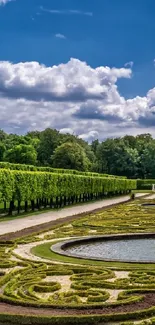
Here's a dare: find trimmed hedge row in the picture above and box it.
[33,282,61,293]
[0,169,136,201]
[137,179,155,190]
[1,307,155,325]
[0,169,136,214]
[0,162,127,179]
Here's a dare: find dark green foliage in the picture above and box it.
[0,142,5,161]
[5,144,37,165]
[52,142,91,171]
[93,133,155,179]
[1,128,155,178]
[37,128,61,165]
[0,129,7,141]
[137,179,155,190]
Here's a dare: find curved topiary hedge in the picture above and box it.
[2,198,155,324]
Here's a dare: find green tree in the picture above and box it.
[95,139,118,174]
[52,142,91,171]
[0,129,7,141]
[37,128,61,165]
[123,147,140,178]
[0,142,5,161]
[26,130,41,139]
[60,132,95,166]
[123,135,137,148]
[91,139,99,154]
[5,144,37,165]
[95,138,139,177]
[4,134,31,150]
[139,141,155,178]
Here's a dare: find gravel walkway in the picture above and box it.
[0,193,147,236]
[144,193,155,199]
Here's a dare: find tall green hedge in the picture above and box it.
[137,179,155,190]
[0,162,127,179]
[0,169,136,204]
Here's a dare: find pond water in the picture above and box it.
[142,203,155,206]
[65,238,155,262]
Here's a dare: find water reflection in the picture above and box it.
[65,238,155,262]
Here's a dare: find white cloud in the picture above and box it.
[79,131,99,141]
[0,0,13,5]
[0,59,131,102]
[40,6,93,17]
[0,58,155,140]
[55,33,66,39]
[124,61,134,68]
[59,128,74,134]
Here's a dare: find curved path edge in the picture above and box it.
[0,193,148,240]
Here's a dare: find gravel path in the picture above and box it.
[0,193,147,236]
[144,193,155,199]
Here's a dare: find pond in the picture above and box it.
[63,237,155,263]
[142,203,155,206]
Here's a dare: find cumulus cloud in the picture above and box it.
[0,58,155,140]
[73,101,125,122]
[55,33,66,39]
[0,59,131,102]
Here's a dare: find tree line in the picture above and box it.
[0,128,154,179]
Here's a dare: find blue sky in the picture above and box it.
[0,0,155,140]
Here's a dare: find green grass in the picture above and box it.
[31,241,155,271]
[132,190,155,193]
